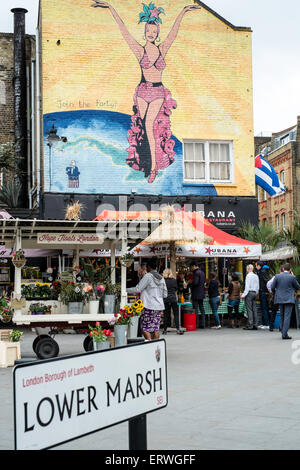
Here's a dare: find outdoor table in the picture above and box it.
[178,299,246,327]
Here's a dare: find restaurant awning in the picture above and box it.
[131,211,262,258]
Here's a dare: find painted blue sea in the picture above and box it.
[43,110,217,196]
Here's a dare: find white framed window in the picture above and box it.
[280,170,285,185]
[280,134,290,146]
[183,140,234,184]
[275,215,280,231]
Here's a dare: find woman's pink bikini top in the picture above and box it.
[140,47,166,71]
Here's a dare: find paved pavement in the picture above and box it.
[1,325,300,450]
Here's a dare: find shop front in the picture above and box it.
[0,217,157,357]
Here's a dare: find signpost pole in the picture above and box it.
[128,414,147,450]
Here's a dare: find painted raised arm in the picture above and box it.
[160,4,201,57]
[91,1,144,60]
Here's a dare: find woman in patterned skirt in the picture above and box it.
[127,258,168,340]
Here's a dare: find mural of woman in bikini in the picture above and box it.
[91,1,201,183]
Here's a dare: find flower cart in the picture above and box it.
[0,216,156,359]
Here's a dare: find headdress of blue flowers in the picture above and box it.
[138,3,165,24]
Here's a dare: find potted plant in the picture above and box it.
[85,283,106,314]
[88,322,111,351]
[119,253,134,268]
[109,307,133,347]
[29,302,52,315]
[0,329,22,367]
[11,248,26,268]
[50,280,62,300]
[10,330,23,342]
[104,282,121,314]
[60,281,87,314]
[125,300,144,338]
[0,296,13,323]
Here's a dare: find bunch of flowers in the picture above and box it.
[21,282,52,299]
[109,302,144,327]
[88,322,111,343]
[34,282,52,298]
[95,283,105,298]
[0,296,13,320]
[51,280,61,298]
[29,303,52,315]
[83,284,94,297]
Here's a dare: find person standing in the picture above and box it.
[256,261,270,327]
[127,258,168,341]
[66,160,80,188]
[227,274,242,328]
[189,262,206,329]
[271,263,300,340]
[162,268,183,335]
[266,266,284,331]
[241,264,259,330]
[208,272,221,329]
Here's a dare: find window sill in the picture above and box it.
[183,182,236,187]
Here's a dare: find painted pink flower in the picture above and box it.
[164,139,175,156]
[149,7,160,19]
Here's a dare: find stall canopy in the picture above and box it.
[260,245,297,261]
[130,211,262,258]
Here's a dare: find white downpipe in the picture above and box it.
[26,65,31,208]
[31,59,36,189]
[13,229,23,320]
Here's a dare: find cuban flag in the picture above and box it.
[255,154,286,196]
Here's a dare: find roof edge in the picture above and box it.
[195,1,252,32]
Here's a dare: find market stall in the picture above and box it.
[0,216,158,358]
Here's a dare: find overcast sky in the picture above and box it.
[1,0,300,136]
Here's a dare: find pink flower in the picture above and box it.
[150,7,160,18]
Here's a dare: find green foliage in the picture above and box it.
[238,221,284,253]
[60,281,87,305]
[0,142,16,173]
[0,180,21,208]
[29,303,52,314]
[281,211,300,254]
[10,330,23,342]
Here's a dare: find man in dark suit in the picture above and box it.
[271,263,300,339]
[189,263,206,329]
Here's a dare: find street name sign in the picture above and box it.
[13,340,167,450]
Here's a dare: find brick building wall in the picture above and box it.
[0,33,36,140]
[39,0,256,199]
[0,34,15,145]
[255,116,300,230]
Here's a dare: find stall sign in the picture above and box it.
[37,233,104,245]
[13,340,167,450]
